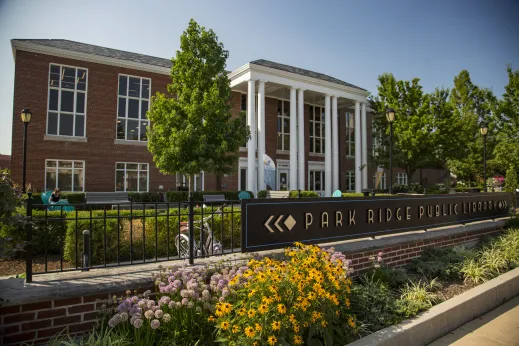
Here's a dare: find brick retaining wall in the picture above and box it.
[0,222,504,346]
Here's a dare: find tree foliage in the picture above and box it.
[147,19,250,187]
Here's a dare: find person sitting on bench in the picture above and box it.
[49,188,61,204]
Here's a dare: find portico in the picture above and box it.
[229,60,371,197]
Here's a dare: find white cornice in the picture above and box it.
[11,41,171,75]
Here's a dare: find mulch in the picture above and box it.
[0,255,75,277]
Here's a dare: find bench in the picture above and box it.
[203,194,227,205]
[85,192,131,205]
[266,190,290,198]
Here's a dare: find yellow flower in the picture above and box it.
[267,335,277,345]
[293,324,300,333]
[255,323,262,332]
[207,315,215,322]
[215,307,224,317]
[348,317,356,328]
[307,291,317,300]
[303,322,309,328]
[220,321,230,330]
[248,289,257,298]
[258,304,269,314]
[321,320,328,328]
[345,298,350,307]
[232,325,240,334]
[248,309,256,318]
[289,314,296,324]
[294,335,304,345]
[244,326,256,338]
[239,307,247,316]
[271,320,281,331]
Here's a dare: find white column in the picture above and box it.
[257,81,266,191]
[354,102,361,193]
[247,80,257,194]
[289,87,297,191]
[331,96,339,192]
[325,95,332,197]
[361,103,368,191]
[297,89,305,190]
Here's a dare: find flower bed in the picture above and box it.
[45,224,519,346]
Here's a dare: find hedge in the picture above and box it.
[61,207,241,264]
[257,190,318,198]
[166,191,254,202]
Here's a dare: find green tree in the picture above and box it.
[370,74,440,186]
[492,65,519,171]
[446,70,498,182]
[146,19,249,191]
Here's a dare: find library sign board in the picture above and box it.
[241,193,512,252]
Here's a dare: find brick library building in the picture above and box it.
[10,39,447,197]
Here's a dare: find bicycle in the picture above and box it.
[175,208,224,258]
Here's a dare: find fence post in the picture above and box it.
[188,193,195,265]
[298,189,301,198]
[25,193,33,283]
[82,230,90,271]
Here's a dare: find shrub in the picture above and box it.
[257,190,267,198]
[128,192,161,203]
[408,247,469,280]
[460,258,490,284]
[392,184,408,193]
[166,190,254,202]
[364,266,410,290]
[341,192,364,197]
[214,243,357,345]
[288,190,319,198]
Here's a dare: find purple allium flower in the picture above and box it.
[133,318,143,329]
[120,312,128,322]
[155,310,164,319]
[150,319,160,329]
[131,296,139,304]
[181,298,189,306]
[144,310,154,320]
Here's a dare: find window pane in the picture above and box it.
[116,163,125,170]
[127,120,139,140]
[59,161,73,168]
[126,171,138,191]
[141,101,149,119]
[73,168,84,191]
[277,134,282,150]
[322,139,325,154]
[284,134,290,151]
[315,123,320,139]
[116,171,125,191]
[77,69,87,91]
[128,99,139,119]
[309,106,314,121]
[283,117,289,132]
[140,122,147,141]
[50,65,60,87]
[277,117,281,133]
[59,114,74,136]
[60,90,74,112]
[49,89,59,111]
[118,97,126,118]
[141,79,150,99]
[117,119,126,140]
[315,138,321,153]
[309,124,313,136]
[58,169,72,191]
[310,140,314,153]
[240,168,246,190]
[46,161,57,168]
[76,92,85,113]
[195,174,202,192]
[74,162,83,168]
[118,76,127,96]
[139,172,148,192]
[284,101,290,116]
[46,169,57,190]
[241,95,246,111]
[351,142,355,156]
[140,164,148,170]
[128,77,140,97]
[126,163,138,170]
[310,171,314,190]
[75,115,85,137]
[47,112,58,135]
[62,67,76,89]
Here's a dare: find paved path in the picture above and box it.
[429,295,519,346]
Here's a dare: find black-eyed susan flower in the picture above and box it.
[271,320,281,331]
[267,335,277,345]
[244,326,255,338]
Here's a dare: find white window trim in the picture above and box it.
[308,161,325,195]
[396,173,408,186]
[309,105,325,154]
[277,99,291,151]
[346,171,355,192]
[46,63,88,138]
[180,172,205,191]
[345,112,354,157]
[116,74,152,142]
[45,159,85,192]
[115,162,149,192]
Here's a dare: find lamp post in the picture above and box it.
[386,108,395,194]
[20,109,32,193]
[480,123,488,192]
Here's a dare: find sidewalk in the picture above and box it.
[429,295,519,346]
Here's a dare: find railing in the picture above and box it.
[25,194,242,283]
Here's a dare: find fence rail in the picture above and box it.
[25,194,242,283]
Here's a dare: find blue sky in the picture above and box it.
[0,0,518,155]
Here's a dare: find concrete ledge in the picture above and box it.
[346,266,519,346]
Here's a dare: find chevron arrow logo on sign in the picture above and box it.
[264,214,296,232]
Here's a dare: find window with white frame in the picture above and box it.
[277,100,290,151]
[115,163,149,192]
[346,171,355,192]
[45,160,85,192]
[373,172,387,190]
[181,173,204,191]
[396,173,408,186]
[239,168,247,191]
[47,64,87,137]
[117,75,151,141]
[309,105,325,154]
[309,170,325,194]
[345,113,355,157]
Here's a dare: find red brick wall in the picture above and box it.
[11,50,175,193]
[0,225,501,345]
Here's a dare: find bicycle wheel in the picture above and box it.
[175,234,190,258]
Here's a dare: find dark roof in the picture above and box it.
[250,59,366,91]
[12,39,173,68]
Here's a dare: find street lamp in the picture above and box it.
[386,108,395,194]
[20,109,32,193]
[480,123,488,192]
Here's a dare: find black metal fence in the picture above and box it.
[25,194,242,283]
